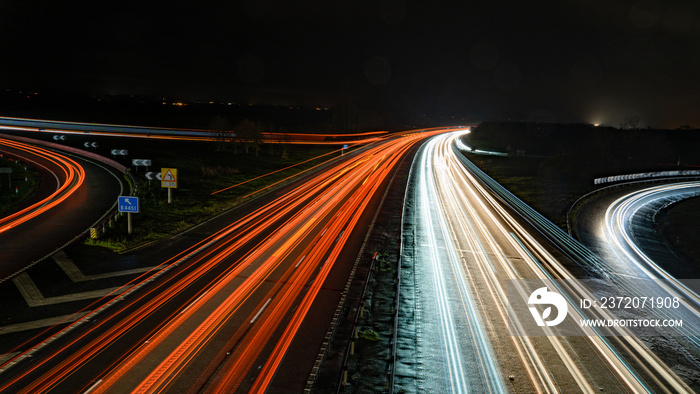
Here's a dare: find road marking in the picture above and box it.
[251,298,272,324]
[0,311,89,335]
[0,352,19,364]
[271,218,316,258]
[12,272,125,307]
[83,379,103,394]
[53,251,164,282]
[180,291,209,315]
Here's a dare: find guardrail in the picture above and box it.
[593,170,700,185]
[387,143,422,393]
[567,175,700,238]
[0,133,133,284]
[0,132,128,173]
[594,170,700,185]
[0,132,135,238]
[453,143,612,279]
[89,209,125,240]
[317,140,421,393]
[0,116,213,139]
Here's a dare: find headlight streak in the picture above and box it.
[413,135,505,392]
[422,139,470,392]
[451,143,611,280]
[602,183,700,340]
[452,134,693,392]
[604,183,700,287]
[427,134,597,392]
[7,127,693,393]
[450,136,692,392]
[404,131,692,392]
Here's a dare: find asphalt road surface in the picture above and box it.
[396,131,694,392]
[0,136,123,279]
[0,129,445,393]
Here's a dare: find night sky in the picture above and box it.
[1,1,698,128]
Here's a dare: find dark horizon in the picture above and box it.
[1,1,698,129]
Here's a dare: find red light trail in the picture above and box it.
[0,138,85,234]
[0,128,450,393]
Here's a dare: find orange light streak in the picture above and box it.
[0,138,85,234]
[0,128,457,394]
[248,131,426,392]
[210,148,341,195]
[98,136,417,392]
[0,116,394,144]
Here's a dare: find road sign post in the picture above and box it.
[145,172,161,181]
[111,149,129,157]
[145,171,161,186]
[161,168,178,203]
[132,159,152,173]
[118,196,139,234]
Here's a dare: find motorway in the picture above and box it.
[4,124,700,392]
[574,180,700,280]
[0,136,123,278]
[397,131,694,392]
[573,180,700,385]
[0,129,445,393]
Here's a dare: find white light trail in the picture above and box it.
[413,135,503,393]
[402,130,692,392]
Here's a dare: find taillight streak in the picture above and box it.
[0,138,85,234]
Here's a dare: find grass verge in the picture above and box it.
[465,153,594,229]
[85,140,338,252]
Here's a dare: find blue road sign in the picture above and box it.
[118,196,139,213]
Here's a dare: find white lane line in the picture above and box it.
[251,298,272,324]
[180,291,209,315]
[83,379,103,394]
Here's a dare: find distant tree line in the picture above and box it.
[0,89,404,133]
[471,121,700,181]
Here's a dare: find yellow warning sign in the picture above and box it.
[161,168,178,188]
